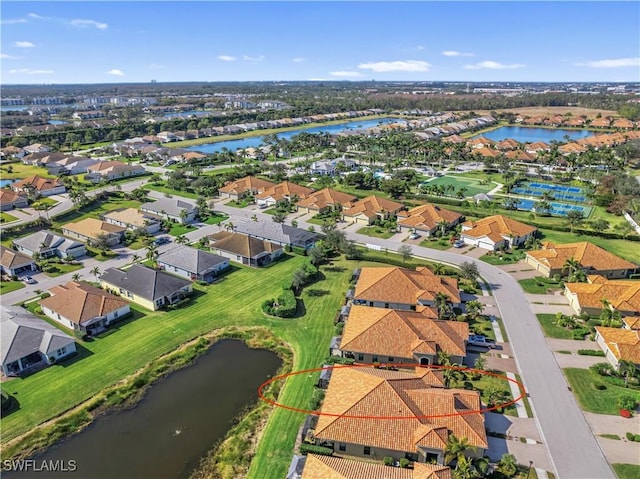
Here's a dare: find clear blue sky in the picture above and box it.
[1,1,639,84]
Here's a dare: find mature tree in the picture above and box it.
[614,222,634,240]
[90,233,111,252]
[465,300,485,320]
[146,241,159,266]
[90,266,100,280]
[460,261,480,281]
[590,219,610,233]
[175,235,189,245]
[291,269,308,295]
[565,209,585,233]
[322,224,348,253]
[496,453,518,478]
[308,246,326,266]
[71,273,82,282]
[618,360,639,388]
[272,212,287,224]
[432,263,446,275]
[445,434,476,468]
[379,178,407,199]
[398,244,413,263]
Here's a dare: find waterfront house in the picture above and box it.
[157,245,229,283]
[11,175,66,197]
[299,455,451,479]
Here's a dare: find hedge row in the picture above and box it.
[299,444,333,456]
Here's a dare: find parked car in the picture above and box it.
[20,276,36,284]
[409,232,421,240]
[154,236,171,245]
[453,240,465,248]
[468,334,495,348]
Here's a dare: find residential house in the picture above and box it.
[47,155,99,176]
[0,189,28,211]
[341,195,404,225]
[13,230,86,259]
[397,204,463,236]
[40,281,131,335]
[1,146,25,159]
[564,275,640,316]
[11,175,66,197]
[300,455,451,479]
[85,161,146,182]
[0,245,36,277]
[61,218,125,246]
[209,231,284,267]
[218,176,276,201]
[353,267,461,310]
[255,181,314,208]
[233,219,322,251]
[505,150,536,162]
[466,137,495,149]
[140,197,197,224]
[525,241,637,279]
[157,131,177,142]
[460,215,537,251]
[309,158,357,176]
[295,188,357,215]
[157,245,229,283]
[495,138,520,150]
[100,264,193,311]
[103,207,161,234]
[594,326,640,368]
[1,306,76,377]
[314,367,487,464]
[590,117,611,128]
[340,305,467,366]
[23,143,51,154]
[525,142,551,154]
[612,118,634,129]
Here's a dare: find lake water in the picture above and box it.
[187,118,402,154]
[0,106,30,112]
[473,126,594,143]
[6,340,281,479]
[0,179,19,187]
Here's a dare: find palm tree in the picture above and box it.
[569,268,587,283]
[618,360,638,388]
[175,235,189,245]
[434,292,453,320]
[432,263,446,275]
[146,242,159,266]
[71,273,82,282]
[497,453,518,477]
[132,254,140,263]
[445,434,477,467]
[465,300,485,320]
[563,257,581,279]
[224,221,235,232]
[90,266,100,280]
[442,364,464,388]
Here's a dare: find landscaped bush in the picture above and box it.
[309,389,325,411]
[40,292,51,299]
[383,457,393,466]
[590,362,615,376]
[572,328,590,340]
[399,458,410,468]
[299,444,334,456]
[626,432,640,442]
[261,288,297,318]
[618,394,639,412]
[324,356,354,365]
[578,349,606,357]
[595,383,607,390]
[292,246,307,256]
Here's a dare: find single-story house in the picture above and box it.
[13,230,86,259]
[314,367,487,465]
[255,181,314,208]
[209,231,284,267]
[299,455,451,479]
[40,281,131,335]
[0,245,37,277]
[61,218,125,246]
[157,245,229,283]
[295,188,357,215]
[85,161,146,182]
[525,241,637,279]
[460,215,537,251]
[1,306,76,377]
[594,326,640,368]
[353,266,461,310]
[0,189,29,211]
[397,204,463,236]
[233,219,322,251]
[47,156,99,176]
[340,305,467,366]
[341,195,404,225]
[140,197,197,224]
[308,158,357,176]
[102,207,161,234]
[564,275,640,316]
[218,176,276,201]
[100,264,193,311]
[23,143,51,154]
[11,175,66,197]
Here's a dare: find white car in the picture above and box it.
[409,232,420,240]
[468,334,495,348]
[21,276,36,284]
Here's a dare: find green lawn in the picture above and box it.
[563,368,640,415]
[357,225,396,239]
[613,464,640,479]
[419,238,452,250]
[423,175,495,197]
[480,251,527,265]
[538,228,639,264]
[42,262,83,277]
[0,163,55,179]
[142,184,199,199]
[450,370,517,416]
[518,276,563,294]
[31,197,58,208]
[0,212,20,223]
[306,215,337,226]
[168,223,197,236]
[536,314,574,339]
[0,281,25,294]
[204,214,228,225]
[52,197,143,226]
[225,198,253,208]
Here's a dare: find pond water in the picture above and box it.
[187,117,403,154]
[472,126,594,143]
[6,340,281,479]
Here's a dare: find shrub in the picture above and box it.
[590,362,615,376]
[383,457,393,466]
[595,384,607,390]
[324,356,354,365]
[309,389,325,410]
[572,328,589,340]
[40,292,51,299]
[261,289,297,318]
[578,349,605,356]
[299,444,333,456]
[292,246,307,256]
[618,394,639,412]
[399,458,410,468]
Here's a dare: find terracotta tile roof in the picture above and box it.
[595,326,640,364]
[495,138,520,150]
[590,118,611,127]
[505,150,536,162]
[0,189,27,206]
[612,118,634,128]
[473,146,500,158]
[296,188,357,211]
[12,175,63,192]
[343,195,404,219]
[40,281,128,325]
[209,231,282,258]
[526,141,550,151]
[0,245,34,270]
[461,215,536,243]
[255,181,314,201]
[623,316,640,331]
[218,175,275,195]
[341,305,468,359]
[301,455,451,479]
[315,368,487,453]
[354,267,461,305]
[398,204,462,231]
[559,143,587,154]
[566,277,640,313]
[62,218,125,240]
[87,161,143,174]
[527,241,637,273]
[467,137,494,147]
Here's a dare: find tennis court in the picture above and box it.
[512,182,586,203]
[516,199,592,217]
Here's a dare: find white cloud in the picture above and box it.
[358,60,431,73]
[9,68,54,75]
[464,61,525,70]
[442,50,474,57]
[292,57,306,63]
[27,13,49,20]
[107,69,125,76]
[70,19,108,30]
[1,53,20,59]
[330,71,364,78]
[15,41,35,48]
[242,55,265,62]
[575,57,640,68]
[217,55,236,61]
[1,18,28,25]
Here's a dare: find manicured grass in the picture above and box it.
[53,197,143,225]
[168,223,197,236]
[0,281,25,294]
[225,198,253,208]
[423,175,495,196]
[142,183,199,199]
[613,464,640,479]
[419,238,453,250]
[204,214,228,225]
[451,370,516,416]
[480,250,526,265]
[518,276,563,294]
[538,228,639,264]
[42,262,83,277]
[536,314,575,339]
[0,163,54,179]
[306,215,337,226]
[357,225,396,239]
[563,368,640,415]
[0,212,20,223]
[31,197,58,208]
